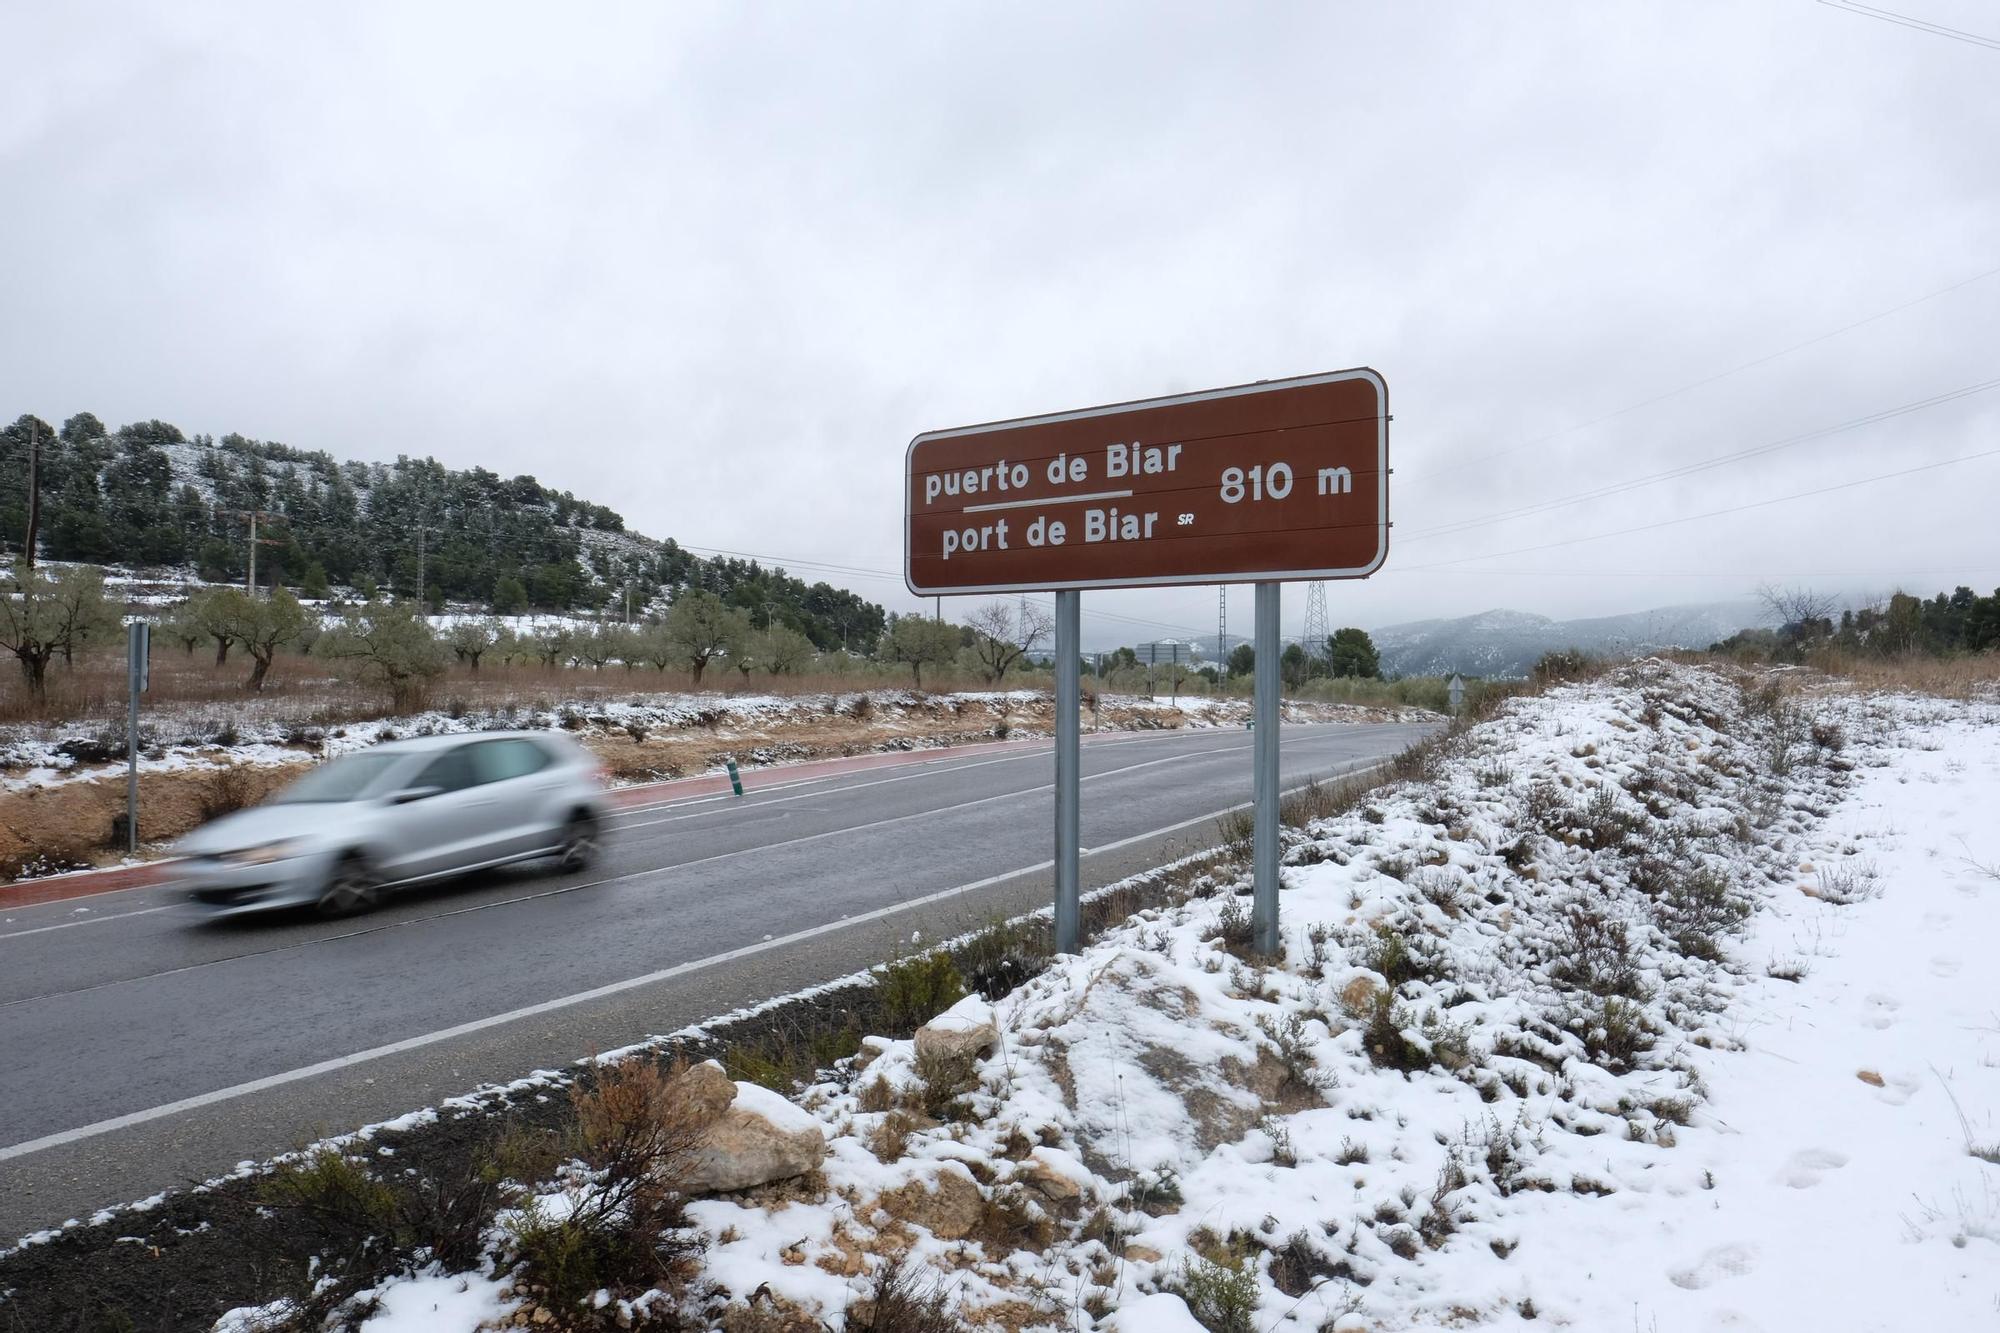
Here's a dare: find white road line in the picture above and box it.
[608,747,1052,823]
[604,727,1206,821]
[0,756,1391,1163]
[616,742,1234,844]
[0,905,174,942]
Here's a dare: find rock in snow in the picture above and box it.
[681,1079,827,1195]
[912,995,1000,1063]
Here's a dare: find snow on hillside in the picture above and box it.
[1371,599,1770,679]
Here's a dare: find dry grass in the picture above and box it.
[1800,649,2000,700]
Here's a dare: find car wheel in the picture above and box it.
[556,813,599,873]
[317,857,380,918]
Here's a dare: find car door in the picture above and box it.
[464,738,561,858]
[376,745,492,882]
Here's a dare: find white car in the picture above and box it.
[171,732,609,919]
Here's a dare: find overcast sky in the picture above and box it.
[5,1,1996,646]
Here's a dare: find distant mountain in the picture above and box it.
[2,412,887,651]
[1369,600,1771,679]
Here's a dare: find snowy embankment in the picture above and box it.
[221,661,1996,1331]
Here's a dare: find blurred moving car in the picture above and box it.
[171,732,609,918]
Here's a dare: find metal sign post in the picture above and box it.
[1252,583,1281,955]
[126,621,150,855]
[1053,589,1081,953]
[904,369,1390,958]
[1448,673,1466,715]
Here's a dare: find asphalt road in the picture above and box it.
[0,719,1429,1240]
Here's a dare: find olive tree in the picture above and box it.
[0,565,120,697]
[662,589,748,684]
[317,599,448,712]
[879,615,960,689]
[227,587,311,691]
[446,618,502,672]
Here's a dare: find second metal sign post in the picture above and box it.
[905,369,1390,954]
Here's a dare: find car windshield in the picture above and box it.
[271,753,404,804]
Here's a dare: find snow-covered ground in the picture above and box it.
[0,690,945,795]
[194,660,1998,1329]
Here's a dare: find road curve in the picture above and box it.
[0,719,1429,1239]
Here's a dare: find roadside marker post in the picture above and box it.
[725,759,744,797]
[125,621,150,855]
[1448,674,1466,716]
[905,369,1390,956]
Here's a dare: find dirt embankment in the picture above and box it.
[0,761,307,881]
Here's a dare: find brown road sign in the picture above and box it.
[905,368,1387,595]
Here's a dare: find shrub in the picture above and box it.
[1531,648,1599,685]
[1166,1249,1261,1333]
[1359,920,1446,987]
[1547,905,1651,1001]
[1571,995,1655,1072]
[503,1058,709,1312]
[1362,993,1428,1072]
[910,1048,980,1121]
[199,765,256,820]
[952,916,1053,1001]
[875,951,968,1034]
[1211,895,1256,953]
[868,1110,918,1163]
[847,1256,958,1332]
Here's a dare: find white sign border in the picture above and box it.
[903,367,1389,597]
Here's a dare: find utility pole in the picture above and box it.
[416,527,426,605]
[1216,586,1227,664]
[238,510,286,595]
[22,417,38,574]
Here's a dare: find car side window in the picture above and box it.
[413,748,478,795]
[468,739,553,785]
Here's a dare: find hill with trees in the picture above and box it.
[1,412,884,652]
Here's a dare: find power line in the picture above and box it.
[1816,0,2000,50]
[1403,373,2000,545]
[1404,258,2000,481]
[1396,444,2000,573]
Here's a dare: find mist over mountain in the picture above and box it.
[1369,600,1772,679]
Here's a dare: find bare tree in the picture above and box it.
[966,600,1053,683]
[1757,583,1839,635]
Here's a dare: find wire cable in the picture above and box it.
[1816,0,2000,50]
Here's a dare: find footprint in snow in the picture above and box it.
[1861,993,1901,1029]
[1929,955,1963,977]
[1668,1242,1758,1290]
[1774,1148,1848,1189]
